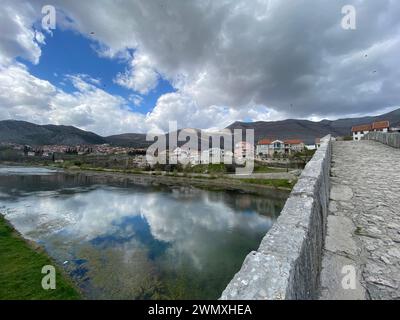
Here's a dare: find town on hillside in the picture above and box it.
[0,136,318,168]
[1,119,396,169]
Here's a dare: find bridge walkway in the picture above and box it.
[320,140,400,300]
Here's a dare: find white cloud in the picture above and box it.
[0,63,55,123]
[128,94,143,107]
[4,186,272,269]
[46,0,400,119]
[0,1,44,66]
[35,31,46,45]
[1,0,400,134]
[114,52,159,94]
[0,63,280,135]
[68,73,102,87]
[144,92,282,133]
[0,64,144,134]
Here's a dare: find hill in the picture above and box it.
[104,133,150,148]
[0,120,106,146]
[226,108,400,144]
[0,108,399,147]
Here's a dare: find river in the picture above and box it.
[0,166,287,299]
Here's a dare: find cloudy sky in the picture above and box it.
[0,0,399,136]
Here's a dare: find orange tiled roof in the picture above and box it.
[284,139,304,145]
[372,120,390,130]
[257,139,273,145]
[352,124,372,132]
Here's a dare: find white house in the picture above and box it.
[352,124,372,141]
[305,145,317,151]
[172,147,190,164]
[256,139,273,156]
[256,138,305,157]
[390,126,400,133]
[271,140,285,155]
[188,150,200,165]
[372,121,390,133]
[284,139,305,154]
[352,121,390,141]
[201,148,224,164]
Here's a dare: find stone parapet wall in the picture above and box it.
[221,135,332,300]
[363,132,400,148]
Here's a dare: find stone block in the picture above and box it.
[220,251,290,300]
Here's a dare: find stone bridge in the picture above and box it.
[221,132,400,300]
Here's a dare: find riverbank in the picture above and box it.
[60,166,295,198]
[0,215,81,300]
[0,161,297,194]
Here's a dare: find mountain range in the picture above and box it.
[228,108,400,144]
[0,108,399,147]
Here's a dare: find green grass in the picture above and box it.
[253,165,287,173]
[184,164,227,174]
[0,215,81,300]
[240,178,295,189]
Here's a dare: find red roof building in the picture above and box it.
[351,120,390,141]
[284,139,304,145]
[257,139,273,145]
[351,124,372,133]
[372,121,390,131]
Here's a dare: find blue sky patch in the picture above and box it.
[17,29,175,114]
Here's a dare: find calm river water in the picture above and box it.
[0,167,286,299]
